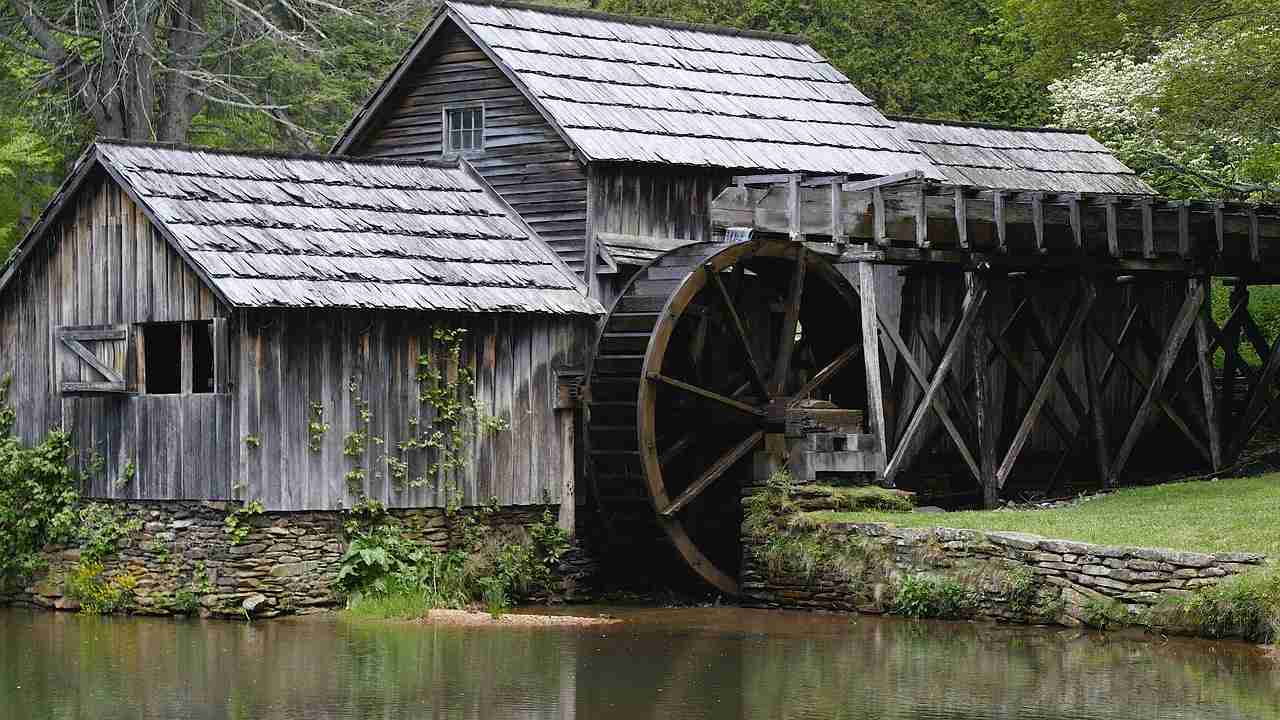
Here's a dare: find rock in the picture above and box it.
[170,519,196,530]
[987,532,1041,550]
[913,506,946,513]
[242,594,268,613]
[269,562,319,578]
[54,597,80,611]
[30,580,62,598]
[1038,540,1092,556]
[1212,551,1265,564]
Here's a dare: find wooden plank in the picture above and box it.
[915,185,928,249]
[660,430,764,516]
[993,191,1007,253]
[994,281,1097,488]
[706,266,769,396]
[1080,293,1113,484]
[494,315,515,506]
[954,188,969,249]
[770,245,806,395]
[1105,200,1119,257]
[969,273,998,507]
[831,183,845,243]
[872,187,887,247]
[1031,193,1045,254]
[1229,327,1280,463]
[1177,203,1191,258]
[648,373,765,417]
[1191,278,1223,470]
[1109,283,1204,484]
[1068,196,1083,249]
[1249,207,1261,262]
[1141,200,1156,259]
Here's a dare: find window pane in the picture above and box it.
[445,107,483,153]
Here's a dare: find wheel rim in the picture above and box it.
[636,239,863,594]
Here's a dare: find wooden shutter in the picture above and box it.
[55,325,130,394]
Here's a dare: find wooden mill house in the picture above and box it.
[5,0,1278,595]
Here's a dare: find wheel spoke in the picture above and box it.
[647,372,765,417]
[661,430,765,516]
[790,342,862,405]
[705,265,769,396]
[770,246,807,395]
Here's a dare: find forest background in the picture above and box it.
[0,0,1275,266]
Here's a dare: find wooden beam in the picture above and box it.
[1031,193,1046,254]
[915,185,929,249]
[1105,200,1119,257]
[770,245,807,395]
[1249,206,1261,262]
[993,191,1007,253]
[858,262,888,479]
[788,174,803,241]
[1228,328,1280,463]
[1140,200,1156,259]
[969,272,998,507]
[1191,278,1223,470]
[705,266,770,397]
[1221,284,1247,442]
[1081,287,1113,484]
[1068,195,1083,250]
[1108,283,1204,484]
[661,430,764,516]
[872,187,888,247]
[995,280,1097,488]
[954,188,969,249]
[791,343,862,404]
[882,278,988,485]
[558,410,575,535]
[1214,201,1225,254]
[1177,202,1191,258]
[830,182,845,243]
[647,373,764,417]
[841,170,925,193]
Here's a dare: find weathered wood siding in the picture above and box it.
[590,165,732,306]
[349,20,590,276]
[235,309,589,511]
[0,173,232,499]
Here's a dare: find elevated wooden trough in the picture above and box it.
[712,173,1280,509]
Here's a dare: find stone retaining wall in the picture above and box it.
[2,501,598,618]
[742,522,1268,626]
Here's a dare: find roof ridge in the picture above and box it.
[445,0,812,45]
[93,137,461,169]
[888,115,1091,136]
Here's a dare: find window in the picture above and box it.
[444,106,484,155]
[139,321,218,395]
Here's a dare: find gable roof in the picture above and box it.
[1,140,601,315]
[336,0,941,178]
[891,117,1154,195]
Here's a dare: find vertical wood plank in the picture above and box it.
[858,262,888,479]
[1191,278,1222,470]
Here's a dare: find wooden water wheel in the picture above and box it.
[586,239,865,594]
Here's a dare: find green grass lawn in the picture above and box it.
[812,474,1280,557]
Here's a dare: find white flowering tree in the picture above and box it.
[1049,25,1279,201]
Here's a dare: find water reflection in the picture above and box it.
[0,607,1275,719]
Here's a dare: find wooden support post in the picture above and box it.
[969,272,998,507]
[1081,279,1112,483]
[1222,283,1247,442]
[858,262,888,480]
[1109,283,1204,485]
[1177,202,1192,259]
[830,182,845,246]
[1031,193,1046,254]
[915,185,929,249]
[995,280,1097,488]
[954,188,969,249]
[872,187,887,247]
[1191,277,1223,470]
[558,409,575,535]
[1140,200,1155,259]
[1104,200,1119,257]
[788,174,803,242]
[1068,195,1083,250]
[1229,329,1280,464]
[993,191,1007,253]
[1248,207,1261,263]
[1214,202,1225,254]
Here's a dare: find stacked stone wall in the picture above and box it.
[3,501,598,618]
[742,522,1268,626]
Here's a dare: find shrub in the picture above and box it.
[1155,569,1280,643]
[1081,597,1130,631]
[76,503,142,562]
[0,376,80,587]
[891,575,976,619]
[65,560,137,614]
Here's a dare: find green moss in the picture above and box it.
[822,485,915,512]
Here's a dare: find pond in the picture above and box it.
[0,606,1276,719]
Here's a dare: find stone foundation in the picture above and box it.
[2,501,598,618]
[742,522,1268,626]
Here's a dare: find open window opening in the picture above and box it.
[139,320,218,395]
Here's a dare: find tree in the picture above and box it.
[1049,23,1280,200]
[0,0,410,146]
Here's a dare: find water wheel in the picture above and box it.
[586,239,865,594]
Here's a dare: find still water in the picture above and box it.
[0,606,1276,719]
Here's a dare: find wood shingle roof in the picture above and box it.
[1,140,600,315]
[891,117,1154,195]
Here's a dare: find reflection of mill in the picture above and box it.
[587,239,882,593]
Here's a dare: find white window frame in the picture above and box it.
[442,104,486,157]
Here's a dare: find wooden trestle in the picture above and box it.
[711,173,1280,507]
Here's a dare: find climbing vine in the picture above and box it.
[223,500,265,545]
[307,402,330,453]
